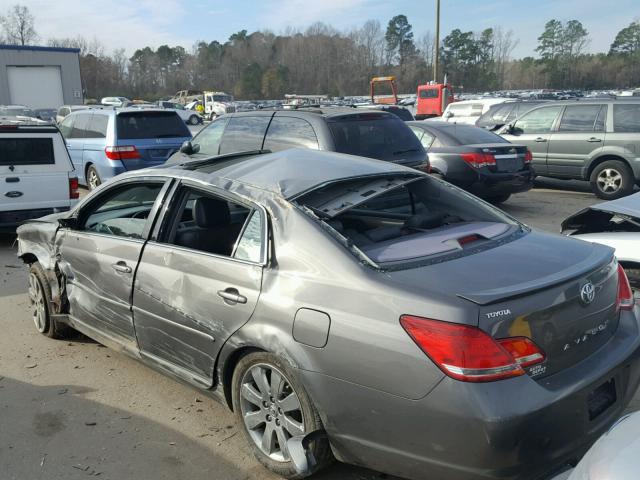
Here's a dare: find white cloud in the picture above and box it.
[9,0,192,54]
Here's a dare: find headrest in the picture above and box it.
[193,197,230,228]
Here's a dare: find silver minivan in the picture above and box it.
[500,99,640,199]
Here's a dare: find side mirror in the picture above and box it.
[444,111,454,119]
[180,140,200,155]
[58,217,78,229]
[499,123,514,135]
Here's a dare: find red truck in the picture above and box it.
[415,82,455,119]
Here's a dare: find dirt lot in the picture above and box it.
[1,180,638,480]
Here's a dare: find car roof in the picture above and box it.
[230,107,395,120]
[70,107,171,116]
[158,148,420,200]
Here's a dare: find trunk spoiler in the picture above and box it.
[457,248,614,305]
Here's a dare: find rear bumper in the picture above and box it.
[301,307,640,480]
[0,207,70,231]
[457,169,534,198]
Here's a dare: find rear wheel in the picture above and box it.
[28,263,71,339]
[188,115,199,125]
[590,160,634,200]
[86,165,101,191]
[232,352,332,478]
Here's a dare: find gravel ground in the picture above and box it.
[0,180,637,480]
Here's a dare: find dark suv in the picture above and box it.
[500,99,640,199]
[167,108,429,170]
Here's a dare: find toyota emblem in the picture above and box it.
[580,282,595,304]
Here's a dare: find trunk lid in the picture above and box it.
[385,230,618,379]
[115,110,191,171]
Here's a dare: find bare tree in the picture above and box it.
[0,4,38,45]
[493,27,518,88]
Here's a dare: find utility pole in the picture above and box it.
[433,0,440,83]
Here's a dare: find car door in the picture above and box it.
[62,113,91,174]
[132,182,266,386]
[58,178,172,350]
[546,104,606,178]
[501,105,563,176]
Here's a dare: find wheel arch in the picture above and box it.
[585,154,632,181]
[219,345,265,411]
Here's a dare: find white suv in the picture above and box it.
[0,122,79,230]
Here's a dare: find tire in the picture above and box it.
[232,352,332,478]
[589,160,634,200]
[188,115,199,125]
[28,263,71,339]
[86,165,101,191]
[486,193,511,204]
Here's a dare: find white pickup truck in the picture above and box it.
[0,122,79,231]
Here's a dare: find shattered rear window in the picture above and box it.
[296,175,521,268]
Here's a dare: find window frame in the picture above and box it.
[513,105,563,134]
[59,115,75,138]
[557,104,606,133]
[612,103,640,133]
[218,115,272,154]
[151,179,269,266]
[263,116,319,151]
[85,112,109,139]
[70,113,92,139]
[192,115,230,156]
[65,176,173,243]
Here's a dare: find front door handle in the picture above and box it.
[587,137,602,142]
[111,261,132,274]
[218,289,247,305]
[534,137,547,143]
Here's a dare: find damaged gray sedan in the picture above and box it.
[17,148,640,480]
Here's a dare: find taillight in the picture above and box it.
[105,145,140,160]
[496,337,545,368]
[460,152,496,169]
[69,177,79,199]
[524,150,533,164]
[400,315,545,382]
[617,264,635,311]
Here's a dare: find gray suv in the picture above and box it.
[500,99,640,199]
[168,108,429,170]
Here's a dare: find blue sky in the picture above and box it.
[7,0,639,58]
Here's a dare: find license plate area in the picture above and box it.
[587,378,616,421]
[148,149,170,158]
[496,157,523,172]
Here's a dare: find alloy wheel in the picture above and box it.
[88,169,100,190]
[596,168,622,193]
[28,273,47,333]
[239,363,305,463]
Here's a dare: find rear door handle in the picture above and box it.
[111,261,132,274]
[587,137,602,142]
[217,289,247,304]
[534,137,547,143]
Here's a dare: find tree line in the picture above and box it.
[1,4,640,100]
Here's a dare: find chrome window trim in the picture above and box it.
[144,239,266,268]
